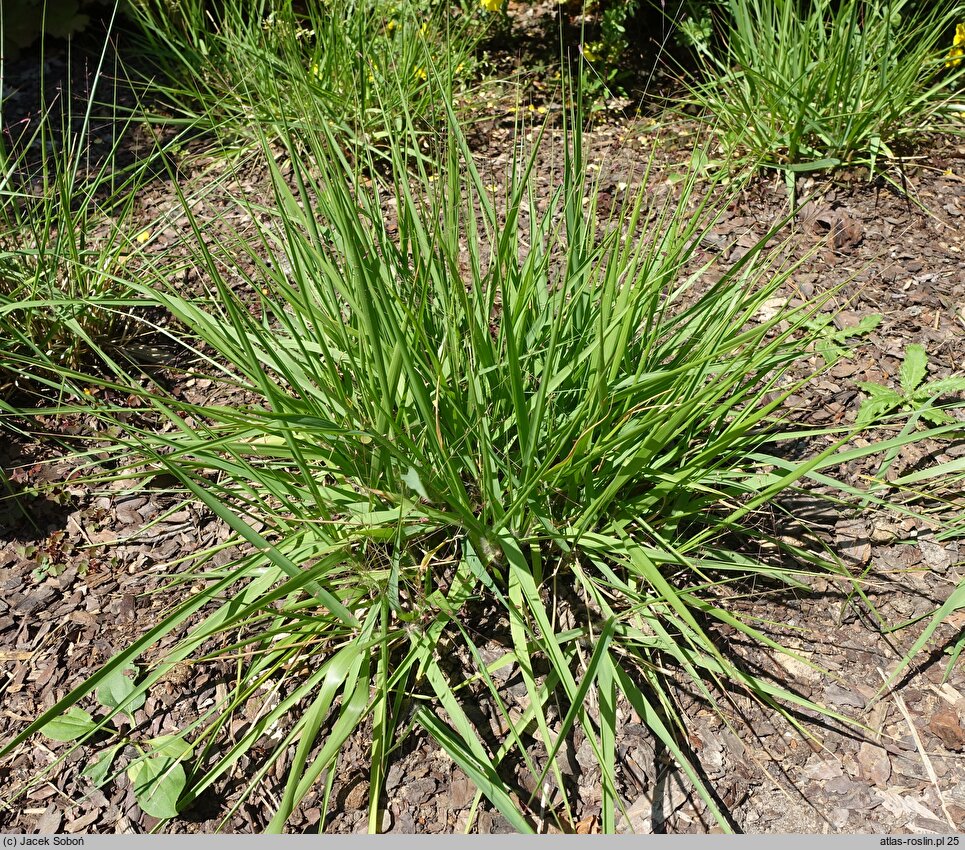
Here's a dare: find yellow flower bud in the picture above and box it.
[947,23,965,67]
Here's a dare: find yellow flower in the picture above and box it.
[310,61,321,79]
[136,231,150,244]
[414,67,428,81]
[481,0,503,13]
[948,23,965,68]
[386,19,397,34]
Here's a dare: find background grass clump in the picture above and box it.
[680,0,965,184]
[0,34,151,400]
[123,0,486,152]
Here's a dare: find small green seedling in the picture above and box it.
[856,344,965,428]
[806,312,881,367]
[39,668,190,819]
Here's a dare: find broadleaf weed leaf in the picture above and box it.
[920,408,956,427]
[900,344,928,395]
[96,668,146,718]
[81,742,125,788]
[855,343,964,431]
[127,756,186,819]
[40,706,97,742]
[920,377,965,398]
[855,382,903,406]
[149,734,195,762]
[808,312,881,366]
[850,314,882,336]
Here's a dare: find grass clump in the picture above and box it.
[123,0,485,152]
[0,33,153,400]
[2,0,964,826]
[5,81,958,832]
[0,161,145,397]
[682,0,965,185]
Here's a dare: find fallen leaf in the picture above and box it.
[575,815,600,834]
[774,650,822,683]
[836,519,872,566]
[929,710,965,751]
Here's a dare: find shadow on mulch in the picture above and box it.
[2,14,198,200]
[0,437,75,544]
[475,0,698,113]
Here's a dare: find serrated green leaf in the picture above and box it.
[96,668,145,717]
[900,344,927,395]
[826,313,880,346]
[41,706,97,742]
[856,397,898,426]
[855,381,902,402]
[855,383,903,427]
[128,756,186,819]
[851,314,882,335]
[919,408,956,427]
[82,742,124,787]
[815,339,844,367]
[805,313,834,332]
[919,377,965,398]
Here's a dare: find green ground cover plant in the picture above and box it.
[682,0,965,187]
[3,77,962,830]
[856,343,965,428]
[39,669,190,819]
[803,310,881,367]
